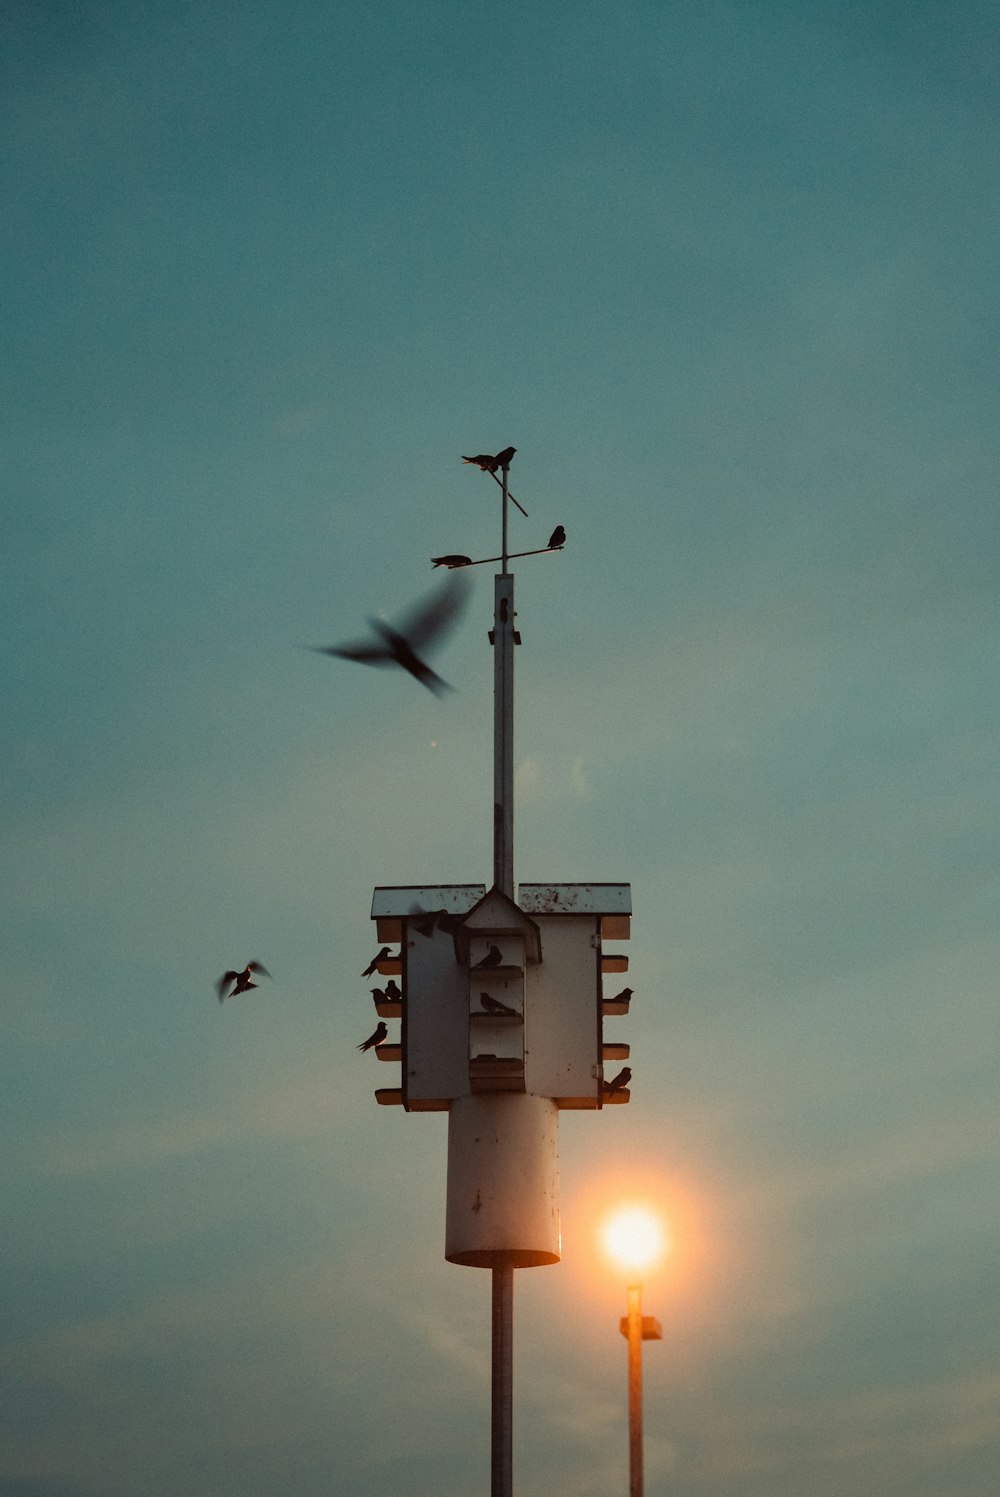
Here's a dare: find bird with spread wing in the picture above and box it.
[314,572,470,696]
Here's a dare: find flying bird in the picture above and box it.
[604,1066,631,1094]
[431,554,472,569]
[384,979,402,1000]
[480,992,517,1017]
[358,1021,388,1053]
[547,525,566,548]
[473,944,503,969]
[607,986,633,1004]
[314,572,471,697]
[362,947,393,977]
[216,962,271,1003]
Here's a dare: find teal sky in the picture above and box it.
[3,2,998,1493]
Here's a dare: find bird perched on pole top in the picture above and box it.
[216,962,271,1002]
[461,447,516,473]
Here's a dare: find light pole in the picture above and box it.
[603,1208,666,1497]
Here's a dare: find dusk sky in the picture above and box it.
[3,2,998,1494]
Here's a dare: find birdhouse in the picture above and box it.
[368,881,631,1110]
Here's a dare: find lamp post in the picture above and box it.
[603,1209,665,1497]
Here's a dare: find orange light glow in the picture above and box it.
[602,1206,668,1274]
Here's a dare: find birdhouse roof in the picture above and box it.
[517,883,631,915]
[457,887,542,962]
[371,885,487,919]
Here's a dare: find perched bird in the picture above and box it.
[473,944,503,969]
[604,1066,632,1094]
[431,554,472,569]
[358,1021,388,1053]
[216,962,271,1003]
[462,449,529,516]
[370,986,387,1003]
[314,572,470,697]
[607,986,633,1004]
[411,907,462,938]
[480,992,517,1017]
[362,947,393,978]
[547,525,566,548]
[384,979,402,1000]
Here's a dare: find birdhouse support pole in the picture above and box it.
[492,571,515,900]
[492,1252,515,1497]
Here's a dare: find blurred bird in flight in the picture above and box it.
[314,572,470,697]
[216,962,271,1002]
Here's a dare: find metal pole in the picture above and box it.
[491,1253,514,1497]
[626,1284,644,1497]
[493,461,515,900]
[492,459,516,1493]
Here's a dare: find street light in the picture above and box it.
[602,1208,666,1497]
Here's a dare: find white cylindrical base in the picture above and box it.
[445,1093,561,1267]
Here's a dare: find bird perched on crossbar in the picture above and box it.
[314,572,470,697]
[547,525,566,548]
[216,962,271,1002]
[358,1021,388,1053]
[604,1067,631,1095]
[431,554,472,569]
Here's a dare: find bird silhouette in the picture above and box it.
[411,907,463,938]
[473,945,503,969]
[358,1021,388,1053]
[604,1066,631,1094]
[547,525,565,548]
[384,979,402,1000]
[370,986,387,1003]
[314,572,471,697]
[216,962,271,1002]
[607,986,633,1004]
[431,554,472,569]
[362,947,393,978]
[480,992,517,1017]
[462,448,528,516]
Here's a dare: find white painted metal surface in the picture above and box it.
[445,1093,561,1267]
